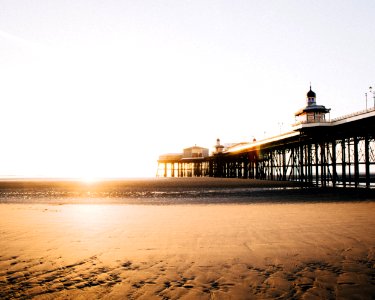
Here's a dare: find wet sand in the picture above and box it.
[0,177,373,204]
[0,178,374,299]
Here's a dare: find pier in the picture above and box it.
[157,87,375,188]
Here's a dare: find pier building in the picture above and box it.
[157,145,209,178]
[157,87,375,188]
[295,85,330,124]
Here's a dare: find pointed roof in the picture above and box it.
[307,85,316,98]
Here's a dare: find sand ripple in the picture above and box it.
[1,251,374,299]
[1,200,375,299]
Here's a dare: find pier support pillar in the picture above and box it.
[365,135,370,188]
[332,140,337,187]
[354,137,359,188]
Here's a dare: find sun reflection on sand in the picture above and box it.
[72,205,106,225]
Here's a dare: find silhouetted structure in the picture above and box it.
[157,87,375,188]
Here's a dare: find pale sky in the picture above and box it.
[0,0,374,178]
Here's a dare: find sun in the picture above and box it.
[80,176,100,184]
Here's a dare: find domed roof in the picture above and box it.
[307,86,316,98]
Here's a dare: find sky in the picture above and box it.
[0,0,374,178]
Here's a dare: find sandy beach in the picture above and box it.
[0,178,374,299]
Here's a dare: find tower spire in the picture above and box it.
[306,84,316,106]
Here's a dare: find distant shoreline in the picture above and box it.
[0,177,374,204]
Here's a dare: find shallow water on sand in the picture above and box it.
[0,177,374,204]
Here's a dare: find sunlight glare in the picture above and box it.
[80,176,100,184]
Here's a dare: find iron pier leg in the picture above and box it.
[270,150,276,180]
[315,143,319,186]
[342,139,346,187]
[308,143,312,184]
[320,142,327,187]
[332,140,337,187]
[354,137,359,188]
[282,149,286,181]
[365,135,370,188]
[244,155,249,179]
[300,143,304,183]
